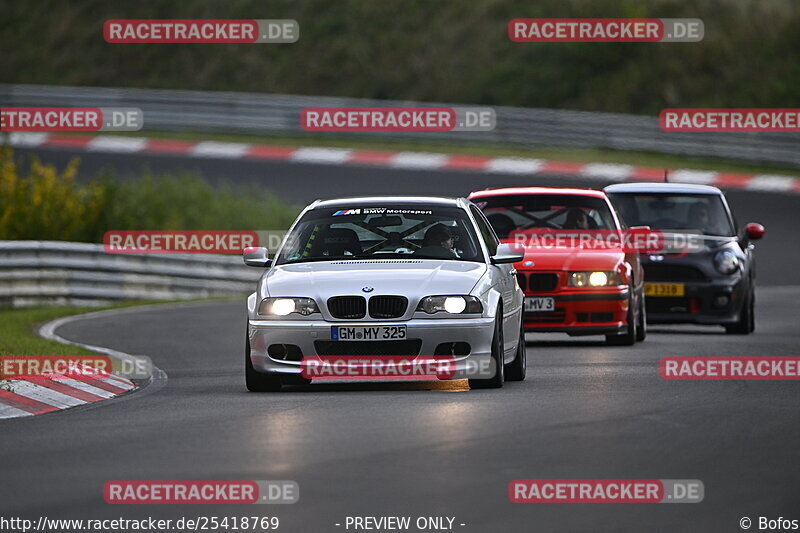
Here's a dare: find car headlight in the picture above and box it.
[714,250,740,275]
[258,297,319,317]
[568,271,622,287]
[417,295,483,314]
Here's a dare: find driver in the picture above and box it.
[688,202,715,233]
[414,223,457,258]
[563,208,592,230]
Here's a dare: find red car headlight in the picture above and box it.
[568,271,622,287]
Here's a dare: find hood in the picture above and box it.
[263,259,487,299]
[648,233,738,255]
[518,248,624,271]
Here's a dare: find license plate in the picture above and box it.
[645,282,685,297]
[331,325,407,341]
[524,297,555,312]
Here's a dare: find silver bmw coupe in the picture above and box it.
[243,196,526,391]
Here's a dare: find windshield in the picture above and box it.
[470,194,618,239]
[607,193,735,237]
[275,204,484,264]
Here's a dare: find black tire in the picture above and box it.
[245,331,283,392]
[504,314,526,382]
[635,289,647,342]
[725,287,755,335]
[469,308,505,389]
[606,289,636,346]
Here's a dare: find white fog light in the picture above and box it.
[588,272,608,287]
[443,296,467,314]
[271,298,296,316]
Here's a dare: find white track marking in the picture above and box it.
[0,403,34,419]
[669,170,719,184]
[581,163,634,180]
[93,376,136,391]
[747,175,796,192]
[9,380,87,408]
[390,152,448,169]
[191,141,251,158]
[87,136,148,153]
[485,157,543,174]
[290,147,353,163]
[5,132,50,147]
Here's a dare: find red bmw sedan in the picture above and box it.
[469,187,646,345]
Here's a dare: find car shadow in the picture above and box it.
[647,327,728,336]
[281,379,472,393]
[522,336,610,347]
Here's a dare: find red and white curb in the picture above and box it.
[2,132,799,194]
[0,306,170,420]
[0,374,136,419]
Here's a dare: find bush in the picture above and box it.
[0,148,299,242]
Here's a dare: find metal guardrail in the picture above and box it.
[1,84,799,168]
[0,241,260,308]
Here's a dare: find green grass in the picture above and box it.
[0,301,176,357]
[0,307,101,357]
[105,130,800,178]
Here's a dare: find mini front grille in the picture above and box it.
[646,297,696,314]
[644,264,708,282]
[314,340,422,356]
[327,296,367,319]
[527,273,559,292]
[368,295,408,319]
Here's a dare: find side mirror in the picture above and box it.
[744,223,765,241]
[490,243,524,265]
[243,246,272,267]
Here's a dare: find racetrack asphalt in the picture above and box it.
[2,146,799,532]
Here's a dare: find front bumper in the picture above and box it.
[645,277,747,325]
[248,316,496,377]
[523,288,630,336]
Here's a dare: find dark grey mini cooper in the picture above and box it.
[605,183,764,334]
